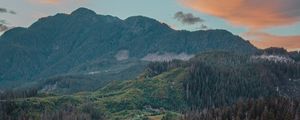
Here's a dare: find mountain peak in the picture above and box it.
[125,16,162,25]
[0,9,258,86]
[125,16,172,32]
[71,7,96,16]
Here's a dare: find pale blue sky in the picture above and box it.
[0,0,246,33]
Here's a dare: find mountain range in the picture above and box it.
[0,8,299,120]
[0,8,257,90]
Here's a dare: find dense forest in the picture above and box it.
[0,88,39,100]
[0,51,299,119]
[183,97,300,120]
[144,52,300,109]
[0,101,105,120]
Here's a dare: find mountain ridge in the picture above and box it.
[0,7,257,90]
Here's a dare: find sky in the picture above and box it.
[0,0,299,51]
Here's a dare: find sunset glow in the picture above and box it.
[1,0,300,50]
[181,0,300,50]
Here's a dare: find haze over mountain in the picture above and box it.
[0,8,257,90]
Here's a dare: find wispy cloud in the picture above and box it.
[0,8,7,13]
[174,11,204,25]
[0,8,16,14]
[0,8,16,33]
[0,20,7,24]
[180,0,300,29]
[245,31,300,51]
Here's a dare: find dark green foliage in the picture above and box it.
[290,51,300,62]
[0,88,38,100]
[183,97,300,120]
[101,68,187,112]
[182,52,300,109]
[0,101,18,120]
[0,101,106,120]
[259,47,300,62]
[162,112,180,120]
[144,60,184,77]
[0,52,299,119]
[262,47,289,55]
[143,52,300,109]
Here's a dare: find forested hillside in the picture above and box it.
[183,97,300,120]
[1,52,299,119]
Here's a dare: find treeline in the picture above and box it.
[143,52,300,109]
[290,52,300,62]
[183,60,276,109]
[257,58,300,84]
[0,88,39,100]
[183,97,300,120]
[0,88,105,120]
[144,60,184,77]
[0,101,89,120]
[184,52,300,109]
[260,47,300,62]
[0,101,105,120]
[261,47,289,55]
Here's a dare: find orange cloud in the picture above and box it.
[181,0,300,50]
[180,0,300,29]
[245,32,300,51]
